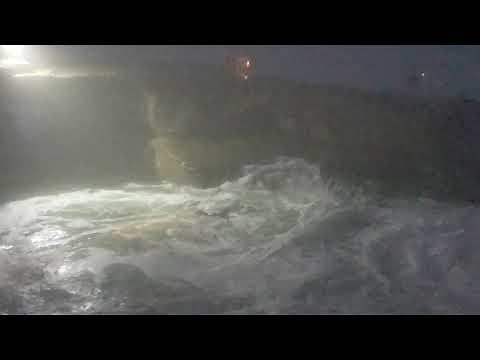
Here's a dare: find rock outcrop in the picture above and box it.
[143,63,480,202]
[2,62,480,203]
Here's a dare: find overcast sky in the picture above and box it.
[26,45,480,98]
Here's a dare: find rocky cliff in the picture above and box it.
[144,63,480,202]
[2,62,480,203]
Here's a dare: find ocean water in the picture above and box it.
[1,157,479,314]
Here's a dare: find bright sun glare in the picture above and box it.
[1,45,29,68]
[3,45,24,58]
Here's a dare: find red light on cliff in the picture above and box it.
[226,56,253,80]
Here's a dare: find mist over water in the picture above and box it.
[4,45,480,316]
[1,157,479,314]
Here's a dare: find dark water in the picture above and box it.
[1,157,480,314]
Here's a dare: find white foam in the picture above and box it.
[2,157,480,313]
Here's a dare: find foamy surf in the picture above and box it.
[1,157,479,314]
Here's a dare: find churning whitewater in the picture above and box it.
[1,157,480,314]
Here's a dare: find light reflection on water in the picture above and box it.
[1,157,480,314]
[30,228,68,248]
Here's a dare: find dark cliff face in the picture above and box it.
[145,64,480,202]
[2,62,480,203]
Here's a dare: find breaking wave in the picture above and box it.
[1,157,480,314]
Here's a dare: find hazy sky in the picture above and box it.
[27,45,480,97]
